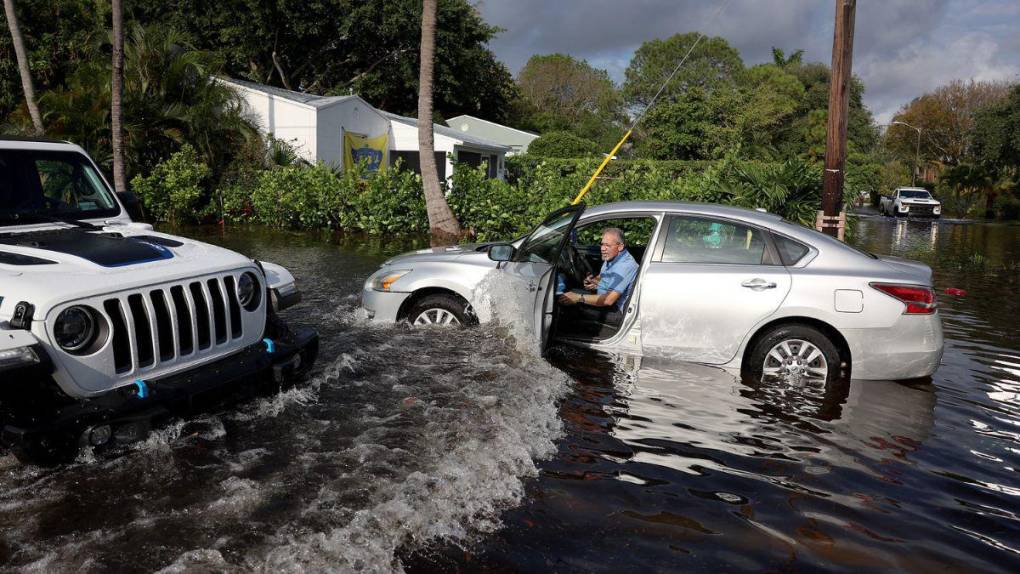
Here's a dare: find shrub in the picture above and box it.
[131,144,209,225]
[994,190,1020,220]
[527,131,601,158]
[143,153,866,237]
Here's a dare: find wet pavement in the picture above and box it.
[1,214,1018,572]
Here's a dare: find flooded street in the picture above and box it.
[2,215,1019,572]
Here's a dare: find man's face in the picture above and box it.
[600,232,625,261]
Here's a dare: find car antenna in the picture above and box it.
[571,0,733,206]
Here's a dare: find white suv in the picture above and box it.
[0,137,318,463]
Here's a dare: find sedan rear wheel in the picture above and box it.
[407,294,470,327]
[745,324,841,384]
[762,339,829,381]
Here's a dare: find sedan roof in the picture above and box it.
[583,200,784,224]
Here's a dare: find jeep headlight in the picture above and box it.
[54,306,98,353]
[933,205,941,214]
[371,269,411,292]
[237,271,262,311]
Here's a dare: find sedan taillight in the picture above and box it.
[870,283,936,314]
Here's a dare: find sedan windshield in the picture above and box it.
[899,189,932,199]
[0,149,120,226]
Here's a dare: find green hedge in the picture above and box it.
[136,150,881,238]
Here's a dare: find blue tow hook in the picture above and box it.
[263,338,275,354]
[134,379,149,399]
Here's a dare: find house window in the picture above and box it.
[456,151,482,167]
[391,151,447,180]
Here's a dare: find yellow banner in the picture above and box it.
[343,132,388,172]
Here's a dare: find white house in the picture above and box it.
[222,77,509,180]
[446,114,539,155]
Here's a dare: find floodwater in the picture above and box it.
[1,215,1019,572]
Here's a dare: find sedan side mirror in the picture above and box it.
[488,243,514,262]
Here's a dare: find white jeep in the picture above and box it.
[879,187,942,219]
[0,137,318,463]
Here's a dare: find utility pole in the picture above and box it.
[819,0,856,239]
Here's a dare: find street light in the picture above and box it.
[891,120,922,186]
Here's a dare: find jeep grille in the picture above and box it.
[102,275,246,374]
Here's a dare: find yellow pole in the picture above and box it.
[571,129,633,205]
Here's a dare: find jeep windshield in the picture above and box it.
[0,149,120,226]
[899,189,932,199]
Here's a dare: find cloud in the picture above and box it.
[859,32,1020,123]
[475,0,1020,123]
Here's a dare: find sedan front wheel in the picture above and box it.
[407,294,471,327]
[745,324,841,384]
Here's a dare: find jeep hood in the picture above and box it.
[0,226,255,319]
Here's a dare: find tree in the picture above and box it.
[623,33,745,159]
[775,63,877,159]
[636,86,741,160]
[35,24,256,185]
[516,54,624,146]
[0,0,96,127]
[2,0,43,134]
[735,64,805,156]
[886,80,1011,170]
[623,33,744,108]
[972,83,1020,172]
[111,0,125,192]
[970,83,1020,217]
[128,0,517,122]
[771,47,804,68]
[417,0,460,243]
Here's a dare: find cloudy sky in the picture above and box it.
[476,0,1020,124]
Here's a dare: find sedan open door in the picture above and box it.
[495,204,584,351]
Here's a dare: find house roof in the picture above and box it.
[446,115,539,138]
[221,77,358,109]
[381,111,510,151]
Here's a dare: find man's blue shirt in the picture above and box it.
[597,249,639,311]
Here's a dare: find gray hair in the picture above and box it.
[602,227,626,245]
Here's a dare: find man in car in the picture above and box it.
[557,227,639,328]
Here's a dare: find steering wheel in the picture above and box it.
[559,242,593,287]
[42,195,67,210]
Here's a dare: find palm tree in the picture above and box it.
[417,0,461,244]
[771,47,804,69]
[39,24,256,183]
[111,0,126,192]
[3,0,44,134]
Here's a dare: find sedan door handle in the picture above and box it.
[741,278,777,291]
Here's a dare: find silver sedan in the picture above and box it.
[362,201,943,382]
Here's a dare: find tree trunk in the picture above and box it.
[111,0,126,193]
[985,190,997,220]
[417,0,461,245]
[3,0,43,135]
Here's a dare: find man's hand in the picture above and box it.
[558,291,582,306]
[583,274,600,290]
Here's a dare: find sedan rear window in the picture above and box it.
[660,216,768,265]
[773,234,810,265]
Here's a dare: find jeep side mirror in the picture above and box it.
[488,243,514,262]
[117,191,146,222]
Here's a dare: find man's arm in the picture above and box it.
[558,290,620,307]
